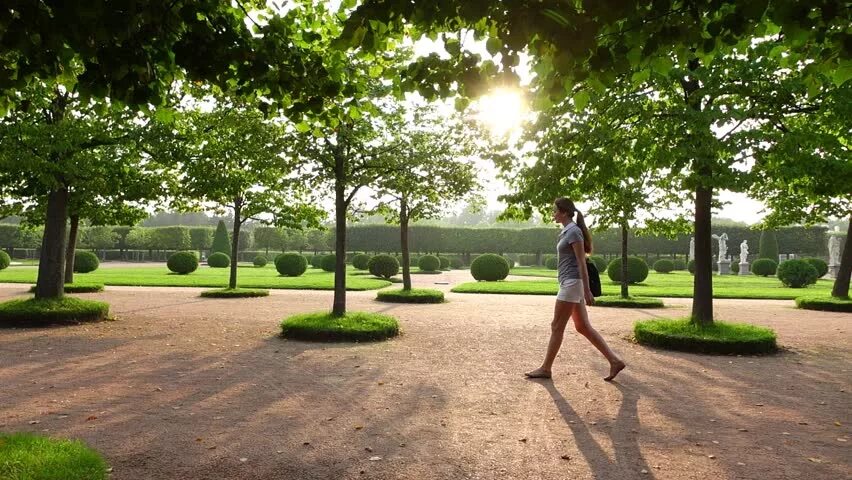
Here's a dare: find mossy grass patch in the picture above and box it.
[795,295,852,313]
[376,288,445,304]
[281,311,400,342]
[200,288,270,298]
[634,317,777,355]
[0,432,108,480]
[28,283,104,294]
[0,297,110,327]
[593,296,664,308]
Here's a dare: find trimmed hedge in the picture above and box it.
[544,256,558,270]
[653,259,675,273]
[200,288,270,298]
[418,255,441,272]
[795,295,852,312]
[471,254,510,281]
[167,251,199,274]
[73,251,100,273]
[376,288,445,304]
[503,255,516,269]
[439,256,450,270]
[606,256,650,284]
[594,296,665,308]
[275,253,308,277]
[634,318,777,355]
[0,432,109,480]
[450,257,464,269]
[309,254,324,269]
[321,254,336,272]
[687,259,696,274]
[253,255,268,267]
[0,250,9,270]
[752,258,778,277]
[758,230,779,261]
[0,297,110,327]
[589,255,608,273]
[352,254,371,270]
[280,311,400,342]
[673,259,687,271]
[368,254,399,279]
[777,259,818,288]
[802,257,828,278]
[207,252,230,268]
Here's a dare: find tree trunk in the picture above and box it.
[34,187,69,299]
[64,214,80,284]
[400,200,411,291]
[228,202,242,290]
[620,219,629,298]
[691,185,714,325]
[831,215,852,298]
[332,157,347,317]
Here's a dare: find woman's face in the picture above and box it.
[552,206,569,224]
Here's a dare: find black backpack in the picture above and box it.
[586,260,602,297]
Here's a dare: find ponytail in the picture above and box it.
[575,210,593,254]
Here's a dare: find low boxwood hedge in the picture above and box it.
[376,288,445,304]
[795,295,852,312]
[634,318,777,355]
[0,297,110,327]
[280,311,400,342]
[594,296,665,308]
[200,288,270,298]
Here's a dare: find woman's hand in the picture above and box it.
[585,289,595,306]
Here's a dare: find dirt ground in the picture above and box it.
[1,271,850,480]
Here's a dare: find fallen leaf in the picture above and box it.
[737,428,748,432]
[560,455,571,461]
[28,420,40,425]
[835,421,842,427]
[837,438,847,442]
[196,438,203,442]
[354,425,364,430]
[641,469,648,474]
[86,416,97,421]
[798,422,809,425]
[303,442,310,446]
[736,462,745,466]
[365,447,373,452]
[369,456,382,461]
[519,438,527,443]
[207,445,217,450]
[808,458,822,463]
[708,455,716,459]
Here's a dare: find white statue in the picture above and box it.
[739,240,749,264]
[712,232,729,261]
[828,232,841,266]
[689,237,695,262]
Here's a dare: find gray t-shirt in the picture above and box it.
[557,223,584,282]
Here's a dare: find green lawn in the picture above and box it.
[0,265,391,291]
[453,271,835,300]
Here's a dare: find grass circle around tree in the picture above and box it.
[275,253,308,277]
[167,251,199,274]
[593,296,665,308]
[0,432,109,480]
[794,295,852,312]
[0,250,10,270]
[28,283,105,294]
[73,251,100,273]
[376,288,445,304]
[471,253,510,281]
[253,255,268,267]
[200,288,270,298]
[0,297,110,327]
[280,311,400,342]
[634,317,777,355]
[207,252,230,268]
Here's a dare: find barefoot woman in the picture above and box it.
[525,198,626,381]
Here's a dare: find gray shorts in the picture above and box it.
[556,278,585,303]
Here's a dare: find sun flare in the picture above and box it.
[474,88,527,136]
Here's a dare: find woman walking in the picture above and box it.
[525,198,626,381]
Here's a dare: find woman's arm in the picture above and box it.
[572,240,595,305]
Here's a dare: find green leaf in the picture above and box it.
[573,90,590,111]
[631,69,650,85]
[833,60,852,87]
[295,122,311,133]
[368,64,383,78]
[485,37,501,56]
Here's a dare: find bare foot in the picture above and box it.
[604,360,626,382]
[524,368,552,379]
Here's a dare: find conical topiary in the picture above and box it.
[210,220,231,256]
[758,230,779,261]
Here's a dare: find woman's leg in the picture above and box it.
[525,300,574,378]
[571,301,626,381]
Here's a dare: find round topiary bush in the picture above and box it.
[687,259,696,274]
[275,253,308,277]
[352,254,371,270]
[280,311,400,342]
[439,256,450,270]
[321,254,336,272]
[545,256,558,270]
[777,259,818,288]
[376,288,445,304]
[607,256,650,284]
[418,255,441,272]
[167,251,198,274]
[634,318,777,355]
[802,257,828,278]
[0,250,9,271]
[0,432,109,480]
[310,254,324,269]
[471,254,511,281]
[368,254,400,279]
[752,258,778,277]
[450,257,464,269]
[253,255,268,267]
[207,252,230,268]
[653,259,675,273]
[408,255,420,267]
[589,255,607,273]
[503,256,516,269]
[73,251,100,273]
[673,259,687,271]
[731,262,740,274]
